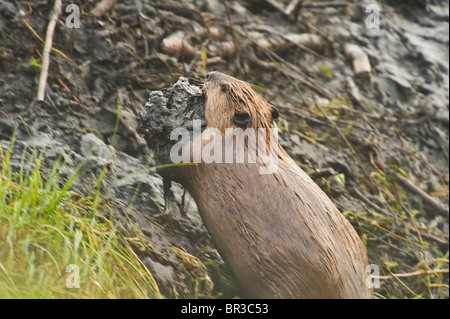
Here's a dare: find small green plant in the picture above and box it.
[29,56,42,70]
[318,65,333,78]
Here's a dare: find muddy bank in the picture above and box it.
[0,0,448,298]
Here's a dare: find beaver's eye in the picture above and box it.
[221,85,227,93]
[272,106,279,119]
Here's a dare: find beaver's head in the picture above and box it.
[203,72,279,133]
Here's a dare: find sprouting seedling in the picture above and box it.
[29,56,42,70]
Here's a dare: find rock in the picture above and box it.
[79,133,113,159]
[143,257,175,291]
[108,172,164,215]
[78,133,114,175]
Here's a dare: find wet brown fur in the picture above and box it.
[203,72,275,134]
[165,72,373,298]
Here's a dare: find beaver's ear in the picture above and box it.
[234,111,250,126]
[272,106,279,119]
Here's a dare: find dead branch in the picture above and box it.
[261,0,348,17]
[233,26,334,99]
[22,18,72,63]
[374,268,448,280]
[372,151,449,217]
[345,43,371,80]
[154,2,205,26]
[284,0,303,21]
[261,0,286,13]
[37,0,62,101]
[285,0,303,17]
[312,95,370,176]
[251,25,336,63]
[394,173,449,218]
[258,44,334,99]
[303,1,348,9]
[402,147,449,199]
[246,48,332,99]
[414,258,449,269]
[294,130,329,151]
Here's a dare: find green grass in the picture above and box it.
[0,131,163,298]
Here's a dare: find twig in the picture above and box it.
[22,18,44,42]
[251,24,339,65]
[419,232,448,246]
[293,130,329,151]
[57,77,70,93]
[316,100,358,154]
[282,70,309,106]
[394,173,449,218]
[57,77,79,102]
[262,0,347,15]
[370,152,385,176]
[399,140,449,199]
[323,104,379,118]
[22,18,72,63]
[284,34,337,65]
[36,0,63,101]
[410,152,448,192]
[261,0,286,13]
[391,105,428,124]
[414,258,449,269]
[313,96,374,186]
[222,0,247,77]
[372,150,449,218]
[349,207,423,248]
[399,202,429,250]
[303,1,348,9]
[373,268,448,280]
[305,21,338,45]
[284,0,303,21]
[238,27,334,99]
[135,0,149,57]
[261,44,334,99]
[385,269,423,298]
[281,67,334,100]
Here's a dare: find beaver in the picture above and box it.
[151,72,373,299]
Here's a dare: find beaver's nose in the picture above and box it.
[205,71,222,82]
